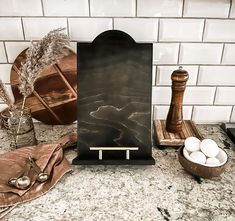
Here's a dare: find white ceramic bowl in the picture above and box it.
[183,147,228,168]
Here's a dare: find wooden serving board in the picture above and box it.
[10,48,77,125]
[154,120,203,147]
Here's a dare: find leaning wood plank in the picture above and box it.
[53,64,77,98]
[33,91,63,124]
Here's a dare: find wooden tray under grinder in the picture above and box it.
[10,48,77,125]
[154,120,203,147]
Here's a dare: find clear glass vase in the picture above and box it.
[1,107,37,148]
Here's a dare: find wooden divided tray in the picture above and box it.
[154,120,203,147]
[10,48,77,125]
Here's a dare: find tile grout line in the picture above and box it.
[154,65,158,86]
[195,65,200,86]
[181,0,185,17]
[152,85,235,89]
[112,18,114,29]
[15,40,232,44]
[191,106,195,121]
[177,43,181,64]
[229,106,234,122]
[2,42,9,63]
[88,0,91,16]
[212,87,218,105]
[149,104,234,107]
[153,63,235,66]
[67,18,70,37]
[21,17,26,40]
[220,43,225,64]
[151,105,155,121]
[201,19,206,42]
[135,0,137,17]
[152,85,233,88]
[228,0,233,18]
[157,18,160,42]
[40,0,45,16]
[1,16,235,19]
[152,104,233,107]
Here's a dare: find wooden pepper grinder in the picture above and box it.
[166,66,189,133]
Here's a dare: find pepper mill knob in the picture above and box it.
[166,66,189,133]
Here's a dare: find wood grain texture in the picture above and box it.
[10,48,77,125]
[154,120,203,147]
[73,30,155,165]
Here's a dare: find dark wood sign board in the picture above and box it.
[72,30,155,165]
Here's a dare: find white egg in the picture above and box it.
[184,137,201,152]
[200,139,219,158]
[206,157,220,166]
[190,151,207,164]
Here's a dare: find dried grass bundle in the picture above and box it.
[0,80,15,110]
[18,27,70,98]
[16,28,70,136]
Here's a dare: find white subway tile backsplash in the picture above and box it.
[152,86,215,105]
[43,0,89,16]
[156,66,198,85]
[159,19,204,42]
[153,105,192,120]
[231,108,235,122]
[222,44,235,65]
[137,0,183,17]
[114,18,158,42]
[0,42,7,63]
[0,18,23,40]
[5,42,30,63]
[198,66,235,86]
[179,43,223,64]
[0,64,12,83]
[23,18,67,40]
[184,0,230,18]
[204,20,235,42]
[0,0,43,16]
[69,18,112,41]
[0,0,234,123]
[90,0,135,17]
[215,87,235,105]
[192,106,232,123]
[153,43,179,64]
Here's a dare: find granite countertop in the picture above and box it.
[0,123,234,221]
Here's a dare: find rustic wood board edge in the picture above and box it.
[154,120,204,147]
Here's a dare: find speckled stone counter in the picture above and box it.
[0,124,234,221]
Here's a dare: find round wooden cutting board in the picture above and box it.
[10,48,77,125]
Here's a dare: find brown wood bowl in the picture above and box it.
[178,145,228,179]
[10,48,77,125]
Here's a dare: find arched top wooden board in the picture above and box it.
[10,48,77,125]
[73,30,155,165]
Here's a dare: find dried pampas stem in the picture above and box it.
[0,80,15,111]
[18,27,70,98]
[16,27,70,139]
